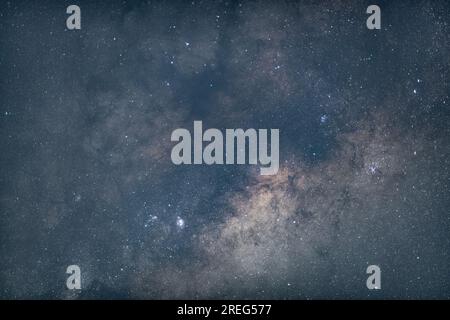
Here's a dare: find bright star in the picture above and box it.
[368,163,378,174]
[176,216,185,229]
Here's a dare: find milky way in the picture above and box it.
[0,0,449,299]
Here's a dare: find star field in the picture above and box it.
[0,0,449,299]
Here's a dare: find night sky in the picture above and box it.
[1,0,450,299]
